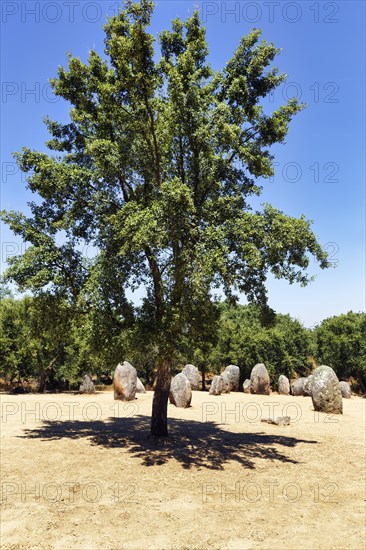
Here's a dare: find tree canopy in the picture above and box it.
[1,0,330,434]
[315,312,366,391]
[210,303,316,383]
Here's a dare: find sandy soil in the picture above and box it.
[0,390,365,550]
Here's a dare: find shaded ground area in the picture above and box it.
[1,391,365,550]
[20,415,317,469]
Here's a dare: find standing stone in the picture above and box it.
[209,375,225,396]
[223,365,240,391]
[311,365,343,414]
[169,373,192,408]
[278,375,290,395]
[243,379,251,393]
[339,381,351,399]
[113,361,137,401]
[221,372,231,394]
[303,375,314,397]
[182,364,200,390]
[291,377,306,396]
[79,374,95,394]
[136,377,146,394]
[250,363,270,395]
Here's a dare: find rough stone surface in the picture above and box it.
[209,375,225,396]
[291,377,306,396]
[79,374,95,394]
[339,381,351,399]
[113,361,137,401]
[311,365,343,414]
[303,375,314,397]
[169,373,192,408]
[261,416,291,426]
[136,377,146,394]
[221,372,231,394]
[250,363,270,395]
[243,379,251,393]
[182,364,199,390]
[278,375,290,395]
[223,365,240,392]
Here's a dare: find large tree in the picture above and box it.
[1,0,329,435]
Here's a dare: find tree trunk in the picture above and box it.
[201,366,206,391]
[38,370,46,393]
[150,357,172,436]
[38,357,57,393]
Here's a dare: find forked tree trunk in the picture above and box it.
[150,357,172,436]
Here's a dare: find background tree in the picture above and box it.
[315,312,366,392]
[176,298,221,390]
[0,293,34,384]
[210,303,315,384]
[0,292,72,389]
[1,1,329,435]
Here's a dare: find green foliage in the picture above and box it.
[0,296,34,382]
[0,291,130,388]
[210,303,315,384]
[0,293,73,387]
[1,292,364,397]
[315,312,366,388]
[1,2,329,343]
[0,2,331,425]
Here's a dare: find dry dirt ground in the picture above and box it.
[1,391,365,550]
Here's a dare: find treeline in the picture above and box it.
[0,287,365,392]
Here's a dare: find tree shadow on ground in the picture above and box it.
[20,415,318,470]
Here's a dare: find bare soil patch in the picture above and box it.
[1,391,365,549]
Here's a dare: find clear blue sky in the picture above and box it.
[1,1,365,327]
